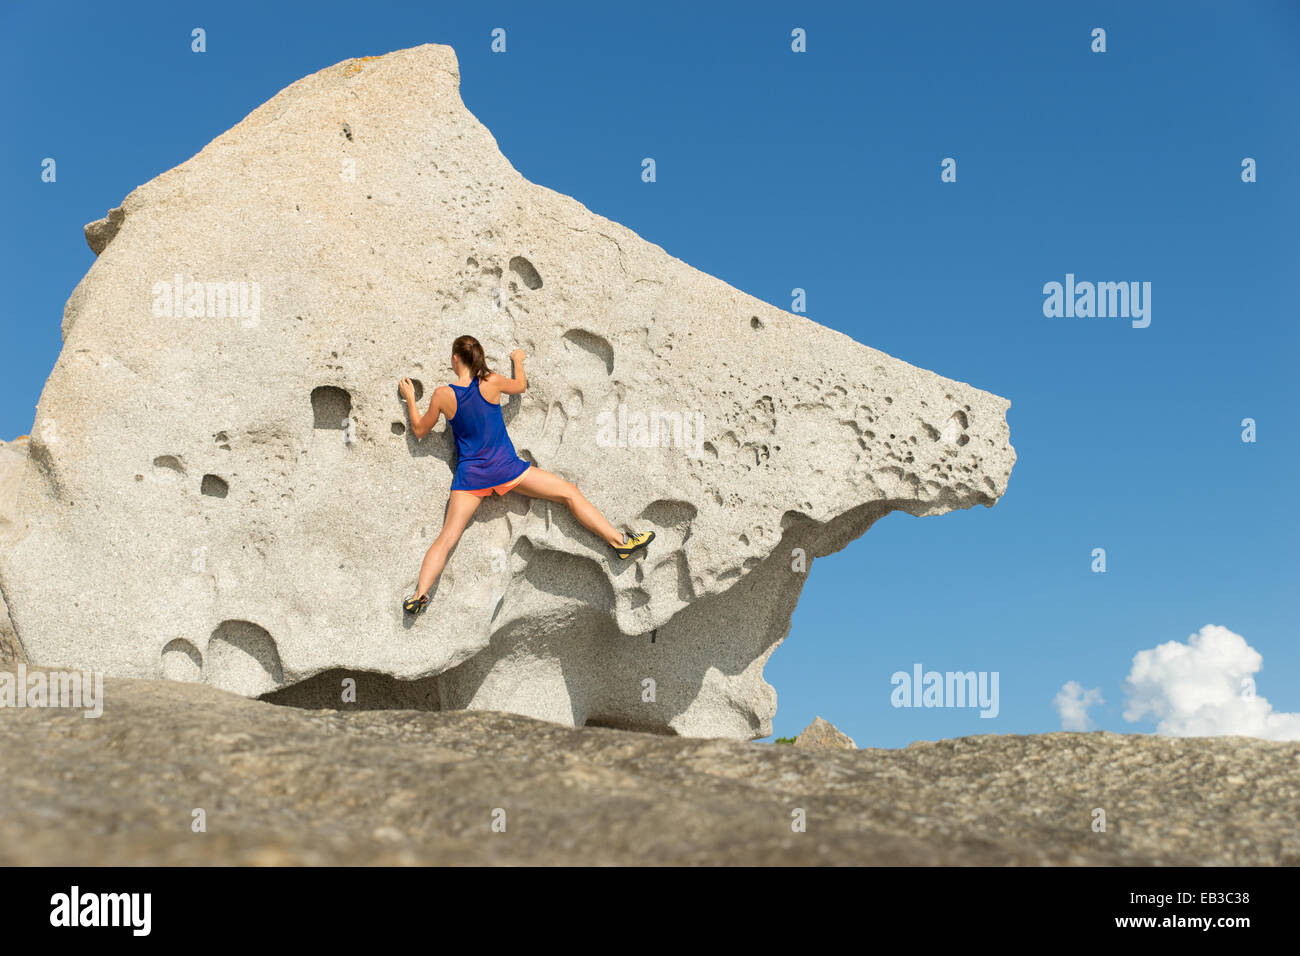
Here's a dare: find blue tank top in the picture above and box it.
[447,379,530,491]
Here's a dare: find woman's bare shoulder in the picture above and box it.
[480,373,509,401]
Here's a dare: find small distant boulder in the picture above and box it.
[795,716,856,750]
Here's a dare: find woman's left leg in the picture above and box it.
[414,490,483,599]
[510,465,624,547]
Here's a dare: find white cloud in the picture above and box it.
[1054,681,1104,731]
[1122,624,1300,741]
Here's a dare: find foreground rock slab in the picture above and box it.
[0,672,1294,866]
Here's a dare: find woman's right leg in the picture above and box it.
[414,490,483,598]
[511,466,624,547]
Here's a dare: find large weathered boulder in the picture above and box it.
[0,436,29,664]
[0,44,1014,738]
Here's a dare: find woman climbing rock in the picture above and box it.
[398,335,654,615]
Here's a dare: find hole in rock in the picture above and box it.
[509,256,542,290]
[391,422,406,435]
[206,620,283,696]
[394,379,423,402]
[200,474,229,498]
[161,639,202,682]
[153,455,184,474]
[312,386,352,429]
[751,316,764,330]
[561,329,614,375]
[939,411,968,445]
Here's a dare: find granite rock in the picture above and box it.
[0,45,1014,737]
[795,715,856,749]
[0,437,28,664]
[0,670,1294,866]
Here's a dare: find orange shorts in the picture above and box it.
[461,466,530,497]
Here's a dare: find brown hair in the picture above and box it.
[452,335,491,381]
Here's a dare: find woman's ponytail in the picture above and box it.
[452,334,492,381]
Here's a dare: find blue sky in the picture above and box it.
[2,0,1296,747]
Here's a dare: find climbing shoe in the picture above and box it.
[403,593,429,615]
[613,530,655,560]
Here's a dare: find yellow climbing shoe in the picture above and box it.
[613,530,655,560]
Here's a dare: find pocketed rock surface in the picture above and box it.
[1,670,1294,866]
